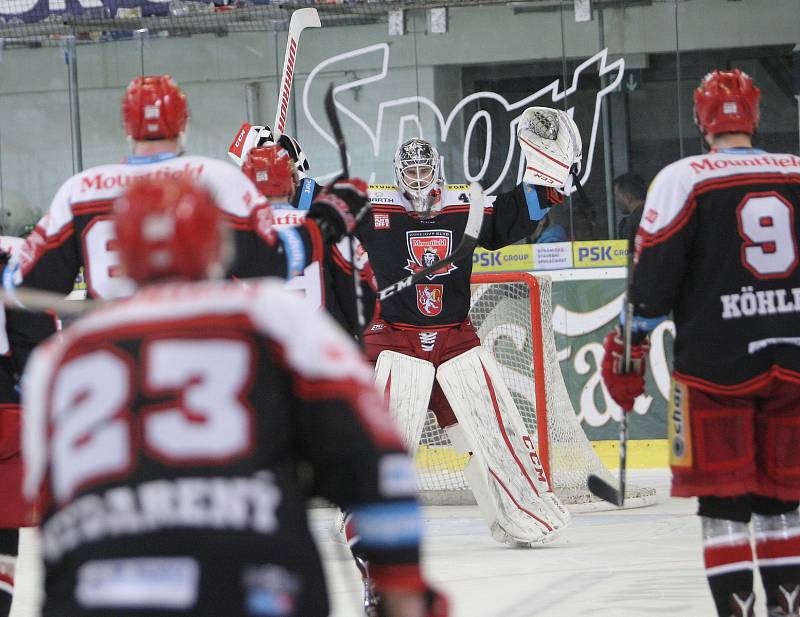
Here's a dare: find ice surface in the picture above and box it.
[11,470,768,617]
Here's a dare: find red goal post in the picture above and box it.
[471,272,551,483]
[411,270,657,509]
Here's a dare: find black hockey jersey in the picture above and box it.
[631,148,800,391]
[274,178,377,335]
[22,279,422,617]
[359,183,558,327]
[9,153,322,300]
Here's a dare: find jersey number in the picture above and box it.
[50,339,254,503]
[737,192,798,279]
[82,218,136,299]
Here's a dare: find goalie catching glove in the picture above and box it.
[307,179,369,243]
[601,327,651,410]
[517,107,582,190]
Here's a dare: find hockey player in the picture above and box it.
[601,69,800,617]
[5,76,361,303]
[358,107,581,549]
[0,236,56,617]
[21,176,447,617]
[230,124,377,336]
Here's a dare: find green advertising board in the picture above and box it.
[549,270,674,442]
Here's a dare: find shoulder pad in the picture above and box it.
[368,186,402,205]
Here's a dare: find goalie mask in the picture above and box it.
[394,138,444,219]
[517,107,582,190]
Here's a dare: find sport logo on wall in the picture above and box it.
[303,47,624,193]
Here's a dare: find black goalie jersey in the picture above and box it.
[631,148,800,391]
[22,279,422,617]
[360,183,560,328]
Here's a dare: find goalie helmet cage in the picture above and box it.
[415,271,656,511]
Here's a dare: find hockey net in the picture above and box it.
[415,272,656,510]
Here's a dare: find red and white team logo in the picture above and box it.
[373,213,390,229]
[405,230,457,280]
[251,204,277,247]
[416,284,443,316]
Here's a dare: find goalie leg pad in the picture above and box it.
[374,351,435,455]
[437,348,570,544]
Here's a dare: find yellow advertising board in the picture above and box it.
[572,240,630,268]
[472,244,534,273]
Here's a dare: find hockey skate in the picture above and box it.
[489,520,560,548]
[355,556,381,617]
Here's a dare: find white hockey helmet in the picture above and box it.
[394,138,444,219]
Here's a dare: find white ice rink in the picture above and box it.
[11,470,765,617]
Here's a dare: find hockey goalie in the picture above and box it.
[358,107,582,548]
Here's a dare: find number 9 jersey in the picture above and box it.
[630,148,800,390]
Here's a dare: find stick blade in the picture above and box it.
[587,474,624,507]
[289,7,321,32]
[465,182,484,239]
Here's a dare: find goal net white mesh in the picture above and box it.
[415,272,656,510]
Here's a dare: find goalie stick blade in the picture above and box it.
[377,183,485,302]
[274,8,321,135]
[465,182,484,238]
[587,473,624,507]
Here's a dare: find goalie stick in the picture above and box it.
[274,7,320,137]
[323,83,366,334]
[587,295,634,507]
[377,182,485,302]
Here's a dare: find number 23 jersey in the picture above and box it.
[631,148,800,390]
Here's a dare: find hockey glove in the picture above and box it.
[307,179,369,243]
[228,123,310,174]
[601,327,650,411]
[517,107,582,190]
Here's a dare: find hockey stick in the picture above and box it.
[323,83,366,335]
[587,295,634,507]
[377,183,485,302]
[0,287,96,316]
[273,7,320,137]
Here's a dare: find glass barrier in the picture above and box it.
[0,0,797,242]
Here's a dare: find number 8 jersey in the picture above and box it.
[9,153,322,300]
[630,147,800,391]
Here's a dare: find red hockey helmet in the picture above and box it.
[241,145,296,198]
[122,75,189,141]
[693,69,760,137]
[114,177,225,283]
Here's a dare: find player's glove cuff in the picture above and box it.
[601,328,650,411]
[308,194,355,243]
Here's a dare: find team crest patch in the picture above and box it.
[373,213,390,229]
[416,284,443,316]
[405,230,457,280]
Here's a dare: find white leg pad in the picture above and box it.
[374,351,435,455]
[437,347,570,545]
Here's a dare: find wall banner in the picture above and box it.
[472,245,534,273]
[572,240,630,268]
